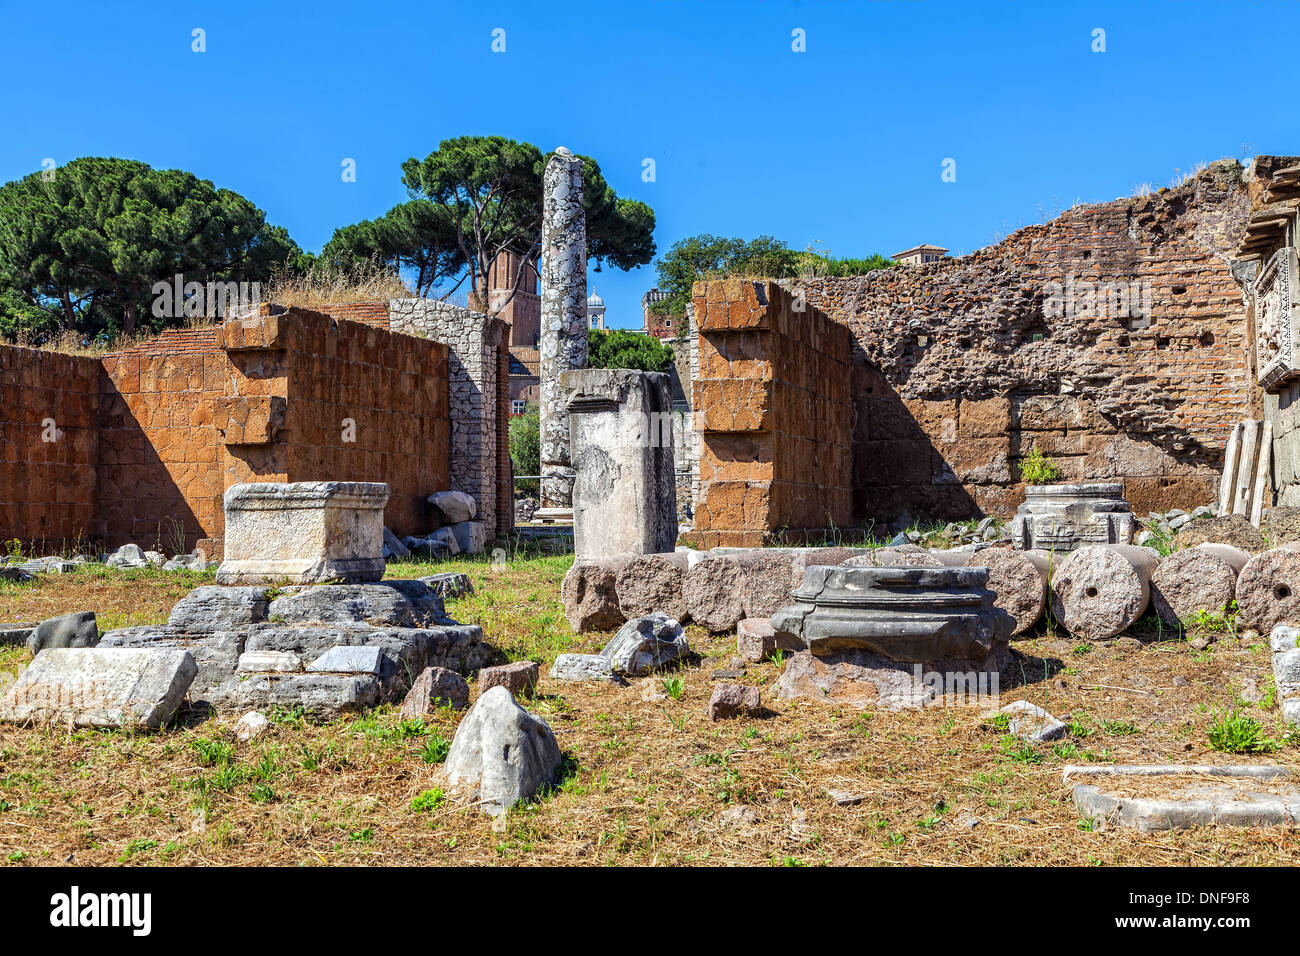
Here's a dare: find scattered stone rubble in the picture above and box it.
[999,700,1067,743]
[97,577,489,718]
[1068,764,1300,832]
[442,686,562,816]
[400,666,471,714]
[26,611,98,652]
[0,647,197,729]
[1271,625,1300,726]
[0,544,216,579]
[479,660,540,698]
[549,613,690,683]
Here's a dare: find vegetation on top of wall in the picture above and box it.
[651,234,895,318]
[1019,445,1062,485]
[0,157,304,342]
[259,257,412,311]
[587,328,675,374]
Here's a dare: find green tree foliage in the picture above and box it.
[508,402,541,496]
[652,235,894,318]
[588,328,675,373]
[319,199,461,296]
[0,157,302,340]
[326,136,656,314]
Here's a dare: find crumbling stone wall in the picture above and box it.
[0,345,99,547]
[786,159,1254,527]
[270,310,451,538]
[310,298,515,538]
[388,298,512,536]
[686,279,853,547]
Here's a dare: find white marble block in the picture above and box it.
[216,481,389,585]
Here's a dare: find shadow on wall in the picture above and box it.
[96,378,206,553]
[852,357,1222,530]
[852,361,980,532]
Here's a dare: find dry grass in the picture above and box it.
[0,556,1297,867]
[4,327,181,358]
[260,258,411,310]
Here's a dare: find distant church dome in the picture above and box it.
[586,291,605,307]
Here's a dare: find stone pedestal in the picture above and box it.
[216,482,389,585]
[561,368,676,561]
[772,565,1010,709]
[1008,482,1134,552]
[538,147,588,512]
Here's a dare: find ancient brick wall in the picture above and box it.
[687,279,853,547]
[785,159,1255,528]
[276,310,450,537]
[98,329,234,554]
[0,308,453,555]
[314,301,390,329]
[0,345,99,547]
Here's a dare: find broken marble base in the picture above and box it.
[1067,765,1300,832]
[0,647,196,729]
[775,643,1010,710]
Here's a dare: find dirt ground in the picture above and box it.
[0,555,1296,867]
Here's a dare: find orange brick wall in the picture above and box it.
[314,301,391,329]
[0,345,99,548]
[276,311,450,536]
[788,160,1256,527]
[687,279,853,547]
[98,339,235,554]
[0,309,451,555]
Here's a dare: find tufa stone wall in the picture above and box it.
[99,328,233,553]
[388,298,513,537]
[0,346,100,548]
[785,159,1255,527]
[267,309,450,538]
[0,307,452,554]
[686,279,853,547]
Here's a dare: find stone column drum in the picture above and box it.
[216,481,389,585]
[772,565,1012,709]
[1008,482,1134,551]
[537,147,588,516]
[561,368,677,561]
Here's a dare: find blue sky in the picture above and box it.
[1,0,1295,329]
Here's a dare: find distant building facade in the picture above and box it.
[586,291,607,330]
[892,244,948,266]
[476,251,541,410]
[641,288,680,337]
